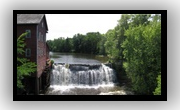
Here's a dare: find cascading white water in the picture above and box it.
[46,52,133,95]
[50,63,117,86]
[45,63,134,95]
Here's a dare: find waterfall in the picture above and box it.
[51,63,117,86]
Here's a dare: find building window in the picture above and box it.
[25,30,31,38]
[25,48,31,57]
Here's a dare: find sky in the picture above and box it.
[45,14,121,40]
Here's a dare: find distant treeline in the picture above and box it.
[47,32,106,55]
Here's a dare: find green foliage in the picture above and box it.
[102,14,161,94]
[154,74,161,95]
[97,35,106,55]
[17,32,37,89]
[17,33,27,55]
[47,32,106,55]
[128,14,151,27]
[47,37,73,52]
[72,32,102,54]
[51,60,54,64]
[122,14,161,94]
[104,14,131,64]
[104,29,119,62]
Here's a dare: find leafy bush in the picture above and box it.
[17,32,37,89]
[153,75,161,95]
[51,60,54,64]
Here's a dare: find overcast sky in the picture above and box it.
[45,14,121,40]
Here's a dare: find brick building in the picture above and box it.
[17,14,50,95]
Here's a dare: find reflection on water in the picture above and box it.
[49,52,108,64]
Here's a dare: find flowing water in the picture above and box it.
[45,52,133,95]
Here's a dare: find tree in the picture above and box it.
[128,14,151,27]
[116,14,131,65]
[17,32,37,89]
[46,40,53,51]
[153,74,161,95]
[104,14,131,63]
[97,34,106,55]
[104,29,119,62]
[122,14,161,94]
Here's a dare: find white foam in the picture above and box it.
[48,83,115,92]
[99,90,127,95]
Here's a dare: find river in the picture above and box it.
[49,52,108,64]
[45,52,133,95]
